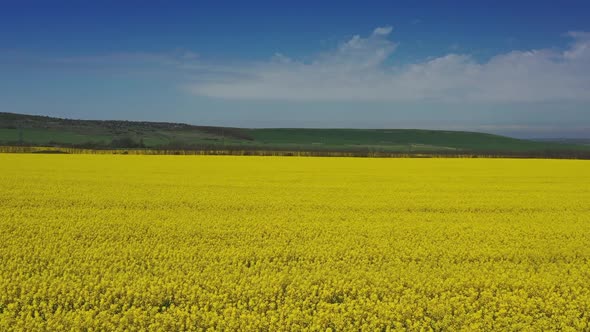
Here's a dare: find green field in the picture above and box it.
[245,128,568,152]
[1,112,588,154]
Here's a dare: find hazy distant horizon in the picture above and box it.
[8,110,588,140]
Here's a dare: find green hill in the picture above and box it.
[0,112,588,155]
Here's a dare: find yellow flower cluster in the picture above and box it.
[1,155,589,331]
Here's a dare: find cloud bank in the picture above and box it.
[188,27,590,103]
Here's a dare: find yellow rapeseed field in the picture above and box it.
[1,154,589,331]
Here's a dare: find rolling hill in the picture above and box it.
[1,112,588,156]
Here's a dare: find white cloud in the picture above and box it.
[372,26,393,36]
[188,27,590,103]
[45,49,199,67]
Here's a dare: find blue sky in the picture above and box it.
[1,1,590,137]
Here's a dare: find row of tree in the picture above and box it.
[1,144,590,159]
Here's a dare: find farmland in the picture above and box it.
[1,155,590,330]
[2,112,589,157]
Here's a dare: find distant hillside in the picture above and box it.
[531,138,590,146]
[1,112,589,156]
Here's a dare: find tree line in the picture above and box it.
[1,144,590,159]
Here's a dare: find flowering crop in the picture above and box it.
[1,155,589,331]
